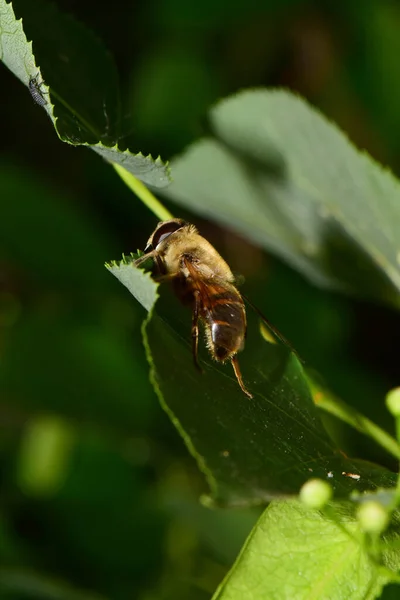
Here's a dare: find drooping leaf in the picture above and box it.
[161,89,400,306]
[94,147,170,189]
[0,0,170,187]
[107,257,396,505]
[213,500,400,600]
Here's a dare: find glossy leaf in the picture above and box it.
[107,258,396,505]
[162,89,400,306]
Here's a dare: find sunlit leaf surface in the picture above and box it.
[162,89,400,306]
[213,501,400,600]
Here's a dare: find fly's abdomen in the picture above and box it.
[204,289,246,362]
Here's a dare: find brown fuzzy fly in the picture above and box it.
[134,219,292,399]
[134,218,251,397]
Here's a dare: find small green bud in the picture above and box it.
[386,388,400,417]
[357,501,389,534]
[300,478,332,509]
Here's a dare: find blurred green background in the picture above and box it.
[2,0,400,598]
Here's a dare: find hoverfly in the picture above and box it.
[134,219,293,398]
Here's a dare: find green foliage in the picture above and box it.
[108,257,396,505]
[162,89,400,307]
[106,254,159,313]
[2,0,400,599]
[213,501,400,600]
[0,0,170,186]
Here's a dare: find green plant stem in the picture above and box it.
[308,379,400,461]
[113,164,173,221]
[394,418,400,502]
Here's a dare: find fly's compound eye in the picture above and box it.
[151,220,185,249]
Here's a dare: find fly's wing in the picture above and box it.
[182,256,246,328]
[182,256,233,311]
[183,257,297,356]
[241,293,302,362]
[183,256,247,361]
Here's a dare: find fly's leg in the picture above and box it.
[231,356,253,399]
[134,252,168,278]
[133,252,155,268]
[192,290,202,373]
[152,273,177,283]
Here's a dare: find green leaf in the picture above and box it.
[161,89,400,306]
[308,375,400,462]
[213,501,400,600]
[94,148,170,189]
[107,258,396,505]
[105,254,159,313]
[0,0,169,187]
[0,0,52,112]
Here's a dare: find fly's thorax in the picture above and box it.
[189,238,235,282]
[158,229,231,279]
[149,222,235,283]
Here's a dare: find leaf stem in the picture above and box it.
[394,418,400,502]
[113,164,173,221]
[309,379,400,461]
